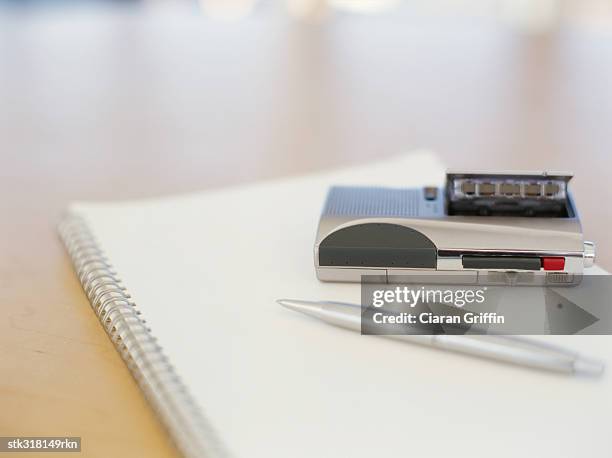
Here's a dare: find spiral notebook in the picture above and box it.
[59,152,611,458]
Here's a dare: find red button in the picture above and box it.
[542,257,565,271]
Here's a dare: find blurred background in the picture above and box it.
[1,3,611,455]
[1,0,611,266]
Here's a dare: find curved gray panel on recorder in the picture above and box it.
[318,223,437,268]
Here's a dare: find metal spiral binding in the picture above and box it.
[59,215,230,458]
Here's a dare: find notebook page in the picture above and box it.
[69,151,611,458]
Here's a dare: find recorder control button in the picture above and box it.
[462,256,541,271]
[424,187,438,200]
[542,257,565,271]
[583,241,595,268]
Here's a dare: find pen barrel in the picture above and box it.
[433,335,576,373]
[315,302,601,376]
[321,303,362,332]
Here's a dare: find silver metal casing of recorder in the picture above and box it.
[314,171,595,285]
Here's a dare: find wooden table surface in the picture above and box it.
[1,8,611,457]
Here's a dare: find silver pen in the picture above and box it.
[277,299,605,376]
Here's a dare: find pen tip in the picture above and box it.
[574,357,605,377]
[276,298,322,317]
[276,299,297,309]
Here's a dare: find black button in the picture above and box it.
[424,187,438,201]
[462,256,541,270]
